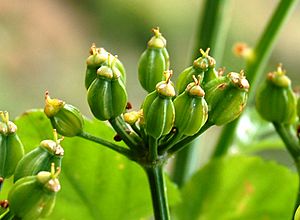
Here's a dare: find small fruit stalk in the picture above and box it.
[87,55,128,121]
[176,48,218,95]
[256,64,297,124]
[0,111,24,182]
[138,27,170,93]
[204,71,249,126]
[8,163,61,220]
[85,44,126,89]
[44,91,84,137]
[14,130,64,182]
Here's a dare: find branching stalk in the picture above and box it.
[109,117,140,151]
[168,123,212,155]
[78,131,134,159]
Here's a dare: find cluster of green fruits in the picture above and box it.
[84,28,249,158]
[0,111,63,220]
[1,28,252,219]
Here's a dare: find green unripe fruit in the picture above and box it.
[0,111,24,179]
[202,58,219,85]
[204,71,249,125]
[256,65,297,124]
[176,48,217,94]
[14,131,64,182]
[85,44,126,89]
[143,71,175,139]
[87,59,128,121]
[138,27,170,93]
[44,92,84,137]
[174,76,208,136]
[8,164,61,220]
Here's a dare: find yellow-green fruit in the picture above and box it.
[44,92,84,137]
[85,45,126,89]
[14,138,64,182]
[0,111,24,179]
[256,65,297,124]
[174,78,208,136]
[176,48,217,94]
[87,65,127,121]
[204,71,249,125]
[143,71,175,139]
[8,166,61,220]
[138,28,169,93]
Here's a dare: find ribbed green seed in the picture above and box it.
[174,77,208,136]
[85,44,126,89]
[44,92,84,137]
[256,65,296,124]
[176,48,217,94]
[0,111,24,179]
[138,28,169,93]
[87,59,127,121]
[204,71,249,125]
[143,70,175,139]
[8,164,61,220]
[14,133,64,182]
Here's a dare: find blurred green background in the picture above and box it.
[0,0,299,118]
[1,2,300,219]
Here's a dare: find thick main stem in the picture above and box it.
[211,0,299,158]
[171,147,199,187]
[145,165,170,220]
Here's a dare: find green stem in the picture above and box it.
[109,117,139,151]
[168,124,211,186]
[273,122,300,214]
[247,0,299,98]
[171,142,200,187]
[158,132,182,154]
[211,0,299,158]
[172,0,232,187]
[168,123,212,155]
[131,123,142,137]
[144,165,170,220]
[0,211,15,220]
[148,136,158,161]
[78,131,134,159]
[211,119,238,158]
[273,123,300,157]
[193,0,232,61]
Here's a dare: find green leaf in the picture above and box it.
[174,156,298,220]
[3,109,180,220]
